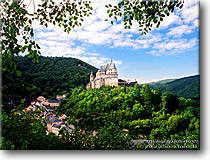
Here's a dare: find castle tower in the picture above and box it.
[86,60,119,89]
[96,66,105,78]
[90,71,94,81]
[106,59,118,75]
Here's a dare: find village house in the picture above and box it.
[56,94,66,100]
[37,96,46,102]
[35,96,60,108]
[46,117,65,136]
[118,79,138,87]
[44,100,60,108]
[58,114,67,120]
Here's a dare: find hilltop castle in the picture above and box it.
[86,60,118,89]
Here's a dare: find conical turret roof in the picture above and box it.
[108,59,117,70]
[90,71,94,77]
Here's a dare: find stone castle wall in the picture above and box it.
[86,60,119,89]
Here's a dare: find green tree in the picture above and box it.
[92,122,132,150]
[140,84,153,116]
[11,85,198,150]
[0,111,67,149]
[162,93,180,114]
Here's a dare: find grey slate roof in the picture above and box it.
[46,117,60,124]
[109,61,117,70]
[48,100,60,103]
[52,122,65,128]
[99,66,105,72]
[46,118,55,124]
[98,60,117,72]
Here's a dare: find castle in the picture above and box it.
[86,60,118,89]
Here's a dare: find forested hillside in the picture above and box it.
[149,75,200,99]
[2,85,200,150]
[54,85,200,149]
[2,56,97,109]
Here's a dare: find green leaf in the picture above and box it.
[164,10,169,15]
[21,48,25,53]
[109,13,113,17]
[16,70,22,77]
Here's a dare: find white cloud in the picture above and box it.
[112,33,161,49]
[113,38,137,48]
[87,52,100,56]
[149,38,198,56]
[181,4,199,24]
[71,31,112,45]
[167,25,195,37]
[37,31,57,38]
[84,21,111,32]
[39,40,69,48]
[182,0,200,9]
[193,19,199,28]
[159,13,182,29]
[108,22,124,33]
[78,56,110,67]
[146,50,162,56]
[154,38,197,51]
[136,33,162,45]
[113,60,122,66]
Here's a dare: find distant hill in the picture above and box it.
[2,56,98,106]
[148,79,176,87]
[148,75,200,99]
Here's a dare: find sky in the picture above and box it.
[25,0,199,83]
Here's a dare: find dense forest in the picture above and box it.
[55,85,200,149]
[1,85,200,149]
[14,56,98,92]
[149,75,200,99]
[2,56,97,111]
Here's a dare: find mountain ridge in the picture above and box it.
[148,75,200,99]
